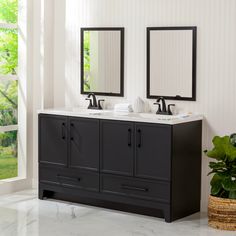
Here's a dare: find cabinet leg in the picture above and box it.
[164,209,172,223]
[39,189,45,200]
[39,189,54,200]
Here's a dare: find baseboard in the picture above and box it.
[0,178,32,196]
[32,178,38,189]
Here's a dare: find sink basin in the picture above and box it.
[138,113,177,120]
[72,108,111,116]
[138,113,191,120]
[107,112,192,121]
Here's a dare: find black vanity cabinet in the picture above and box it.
[100,121,134,176]
[100,121,171,180]
[39,114,202,223]
[135,123,171,181]
[39,115,100,197]
[69,117,99,171]
[39,115,68,166]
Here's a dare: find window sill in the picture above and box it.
[0,176,27,184]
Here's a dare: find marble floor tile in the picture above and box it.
[0,189,235,236]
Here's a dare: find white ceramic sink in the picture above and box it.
[112,112,190,121]
[137,113,186,120]
[72,108,111,115]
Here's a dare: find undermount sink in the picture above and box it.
[137,113,181,120]
[138,113,193,120]
[72,108,111,115]
[112,112,191,120]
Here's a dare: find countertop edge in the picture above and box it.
[37,109,203,125]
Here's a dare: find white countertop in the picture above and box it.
[38,107,203,125]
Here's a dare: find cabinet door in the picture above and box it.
[100,120,134,176]
[39,115,68,166]
[69,117,99,171]
[135,123,171,181]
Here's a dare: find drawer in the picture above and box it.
[101,174,170,203]
[39,166,99,192]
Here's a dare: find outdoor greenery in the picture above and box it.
[0,0,18,180]
[204,134,236,199]
[83,31,92,91]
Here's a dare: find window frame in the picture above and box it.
[0,21,19,178]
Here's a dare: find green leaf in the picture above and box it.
[222,177,236,191]
[211,185,223,196]
[209,161,226,170]
[229,191,236,199]
[217,171,231,178]
[205,148,224,160]
[205,136,236,162]
[213,136,230,147]
[210,174,223,195]
[225,144,236,162]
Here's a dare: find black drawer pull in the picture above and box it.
[128,128,132,147]
[137,129,142,148]
[57,175,81,182]
[61,122,66,140]
[121,184,148,192]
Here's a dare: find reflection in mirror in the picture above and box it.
[147,27,197,101]
[81,28,124,96]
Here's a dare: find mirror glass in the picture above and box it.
[147,27,197,101]
[81,28,124,96]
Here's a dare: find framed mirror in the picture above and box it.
[147,26,197,101]
[81,27,124,96]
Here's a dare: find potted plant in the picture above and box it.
[204,134,236,230]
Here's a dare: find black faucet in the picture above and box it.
[154,97,175,115]
[86,93,104,110]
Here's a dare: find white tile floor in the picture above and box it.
[0,189,235,236]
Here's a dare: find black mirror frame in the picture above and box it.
[81,27,125,97]
[146,26,197,101]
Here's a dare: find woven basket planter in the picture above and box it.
[208,195,236,230]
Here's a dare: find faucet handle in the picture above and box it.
[167,104,175,115]
[85,98,92,109]
[154,102,162,113]
[98,99,105,110]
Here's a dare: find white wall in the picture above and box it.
[31,0,57,188]
[31,0,236,211]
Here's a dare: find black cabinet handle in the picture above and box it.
[128,128,132,147]
[61,122,66,140]
[121,184,148,192]
[57,175,81,182]
[137,129,142,148]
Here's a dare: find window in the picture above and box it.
[0,0,18,180]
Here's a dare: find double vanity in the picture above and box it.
[38,25,201,222]
[38,108,202,222]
